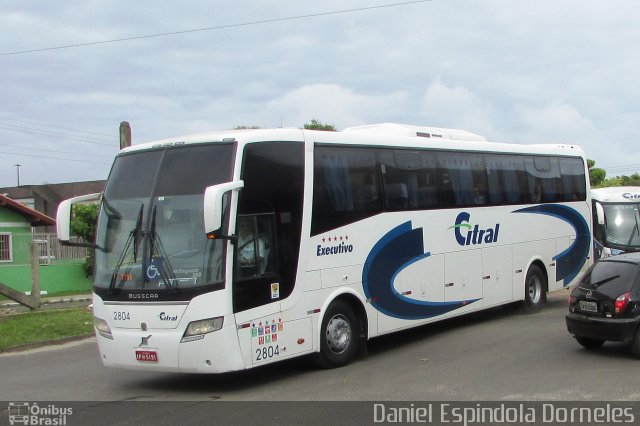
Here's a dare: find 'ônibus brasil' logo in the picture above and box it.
[316,235,354,256]
[450,212,500,246]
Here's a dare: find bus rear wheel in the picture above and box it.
[315,300,359,369]
[524,264,547,312]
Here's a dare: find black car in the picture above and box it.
[566,252,640,357]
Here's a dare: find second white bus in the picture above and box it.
[592,186,640,258]
[57,123,592,373]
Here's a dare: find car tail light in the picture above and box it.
[568,294,576,305]
[614,292,631,314]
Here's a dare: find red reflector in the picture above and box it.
[240,323,251,329]
[121,272,133,281]
[402,291,412,295]
[297,338,305,345]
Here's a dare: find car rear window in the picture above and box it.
[580,259,639,296]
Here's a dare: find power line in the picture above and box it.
[0,116,115,139]
[0,124,114,146]
[1,142,114,159]
[0,150,107,165]
[0,1,433,56]
[603,163,640,171]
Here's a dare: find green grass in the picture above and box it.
[0,308,94,351]
[0,290,92,301]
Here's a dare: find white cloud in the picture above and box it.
[515,102,597,144]
[265,83,407,130]
[2,0,640,185]
[419,81,499,139]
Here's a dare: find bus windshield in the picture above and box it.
[603,203,640,249]
[94,143,235,293]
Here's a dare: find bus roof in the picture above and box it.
[591,187,640,202]
[120,123,586,159]
[342,123,487,142]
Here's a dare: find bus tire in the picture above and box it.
[523,264,547,312]
[315,299,359,369]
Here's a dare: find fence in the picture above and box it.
[0,232,92,295]
[32,233,89,265]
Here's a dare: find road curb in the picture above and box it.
[0,296,93,308]
[0,333,95,354]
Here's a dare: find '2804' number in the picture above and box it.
[113,311,130,321]
[255,345,280,361]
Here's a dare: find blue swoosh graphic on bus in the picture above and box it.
[514,204,590,286]
[362,221,479,320]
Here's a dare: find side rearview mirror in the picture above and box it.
[203,181,244,235]
[56,192,102,243]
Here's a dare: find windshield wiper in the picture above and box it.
[133,204,144,262]
[146,205,179,292]
[591,275,621,288]
[108,204,144,294]
[624,207,640,252]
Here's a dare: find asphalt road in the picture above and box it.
[2,291,640,424]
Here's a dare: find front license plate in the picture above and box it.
[579,300,598,313]
[135,350,158,362]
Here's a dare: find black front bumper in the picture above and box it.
[566,312,640,343]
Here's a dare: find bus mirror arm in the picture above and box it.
[60,239,102,250]
[206,232,239,244]
[203,181,244,234]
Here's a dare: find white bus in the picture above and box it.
[57,123,592,373]
[592,186,640,259]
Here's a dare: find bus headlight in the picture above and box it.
[181,317,224,342]
[94,316,113,340]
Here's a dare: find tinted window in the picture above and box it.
[106,151,163,200]
[235,142,304,312]
[155,144,234,196]
[559,158,587,201]
[311,144,587,235]
[437,152,487,208]
[580,259,639,296]
[312,146,382,234]
[485,154,527,204]
[380,150,439,211]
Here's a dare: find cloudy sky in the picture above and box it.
[1,0,639,187]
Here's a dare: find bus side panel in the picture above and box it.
[481,245,513,307]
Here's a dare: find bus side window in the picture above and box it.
[312,146,382,234]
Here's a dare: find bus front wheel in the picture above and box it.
[315,300,359,369]
[524,264,547,312]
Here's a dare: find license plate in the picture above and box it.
[135,350,158,362]
[579,300,598,313]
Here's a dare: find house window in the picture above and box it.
[0,233,12,262]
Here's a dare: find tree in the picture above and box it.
[304,119,336,131]
[70,203,98,276]
[587,159,606,187]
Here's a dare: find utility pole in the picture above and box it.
[119,121,131,150]
[15,164,21,186]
